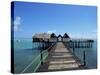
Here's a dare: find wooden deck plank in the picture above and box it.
[36,42,85,72]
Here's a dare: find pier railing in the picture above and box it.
[63,39,94,67]
[21,40,56,73]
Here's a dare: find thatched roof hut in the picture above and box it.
[50,33,57,38]
[32,33,70,42]
[32,33,57,42]
[63,33,70,38]
[33,33,51,39]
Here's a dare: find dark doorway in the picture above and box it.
[57,35,63,42]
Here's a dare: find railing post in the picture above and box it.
[40,50,43,65]
[72,41,75,55]
[40,40,43,65]
[47,39,49,52]
[83,50,86,66]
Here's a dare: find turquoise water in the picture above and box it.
[14,38,97,73]
[73,41,97,68]
[14,38,41,73]
[14,38,33,50]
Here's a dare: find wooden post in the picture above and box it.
[72,41,75,55]
[42,40,44,50]
[40,49,43,65]
[73,47,75,55]
[83,50,86,66]
[40,40,44,65]
[47,39,49,51]
[47,39,49,48]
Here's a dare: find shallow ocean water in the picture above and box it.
[13,38,97,73]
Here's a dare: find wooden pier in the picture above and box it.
[32,33,94,72]
[36,42,86,72]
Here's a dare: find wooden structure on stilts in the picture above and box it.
[31,33,94,72]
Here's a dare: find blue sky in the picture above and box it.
[13,1,97,39]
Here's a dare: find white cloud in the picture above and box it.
[47,30,56,34]
[14,16,21,31]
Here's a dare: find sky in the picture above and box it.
[12,1,97,39]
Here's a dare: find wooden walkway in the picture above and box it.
[36,42,85,72]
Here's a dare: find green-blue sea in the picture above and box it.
[14,38,97,73]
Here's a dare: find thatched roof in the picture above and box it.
[58,34,63,38]
[50,33,57,38]
[63,33,70,38]
[33,33,70,40]
[33,33,51,39]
